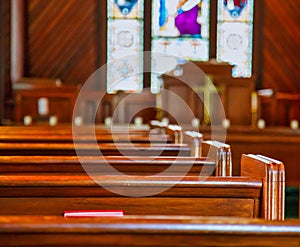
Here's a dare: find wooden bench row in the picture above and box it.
[0,156,216,175]
[0,125,234,177]
[0,154,285,220]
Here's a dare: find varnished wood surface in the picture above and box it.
[0,174,262,217]
[0,156,216,175]
[0,125,152,135]
[0,133,171,143]
[262,1,300,92]
[183,125,300,185]
[0,143,191,156]
[241,154,285,221]
[0,154,283,220]
[26,0,98,86]
[0,215,300,247]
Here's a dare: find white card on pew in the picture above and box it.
[64,210,124,218]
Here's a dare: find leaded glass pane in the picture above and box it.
[217,22,252,77]
[108,0,144,19]
[218,0,253,22]
[107,1,144,93]
[108,19,143,59]
[217,0,254,77]
[107,19,143,93]
[151,0,210,93]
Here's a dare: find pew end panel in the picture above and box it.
[241,154,285,220]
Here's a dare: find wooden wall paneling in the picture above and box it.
[262,0,300,92]
[25,0,98,86]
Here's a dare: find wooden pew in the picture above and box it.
[151,124,232,176]
[202,140,232,177]
[0,125,170,143]
[184,131,232,177]
[0,156,216,176]
[0,143,191,156]
[0,174,266,217]
[0,133,171,143]
[0,215,299,247]
[241,154,285,220]
[0,154,285,220]
[0,125,153,135]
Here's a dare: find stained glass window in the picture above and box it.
[107,0,144,93]
[217,0,254,77]
[151,0,210,93]
[105,0,255,93]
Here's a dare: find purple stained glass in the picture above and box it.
[155,0,205,38]
[175,3,201,36]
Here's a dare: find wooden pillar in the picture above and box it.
[11,0,25,83]
[0,1,4,124]
[0,0,12,124]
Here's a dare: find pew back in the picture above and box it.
[0,156,216,176]
[1,215,299,247]
[0,143,191,156]
[0,174,263,218]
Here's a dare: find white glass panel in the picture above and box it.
[107,19,143,93]
[217,22,253,77]
[107,58,143,93]
[152,38,209,61]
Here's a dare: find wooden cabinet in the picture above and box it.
[258,91,300,126]
[161,61,255,126]
[13,78,78,124]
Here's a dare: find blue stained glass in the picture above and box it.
[108,0,144,19]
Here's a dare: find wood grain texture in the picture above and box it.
[0,156,216,176]
[0,142,191,156]
[262,0,300,92]
[0,175,261,217]
[25,0,98,86]
[0,215,299,247]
